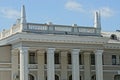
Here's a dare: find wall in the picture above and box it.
[0,46,11,63]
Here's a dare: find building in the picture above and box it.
[0,5,120,80]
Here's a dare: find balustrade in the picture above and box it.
[0,23,98,40]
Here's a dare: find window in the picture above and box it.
[55,53,60,64]
[110,34,117,40]
[29,74,34,80]
[91,75,96,80]
[112,55,116,65]
[45,52,47,64]
[79,54,82,65]
[119,55,120,65]
[91,54,95,65]
[68,53,71,64]
[114,75,120,80]
[29,52,36,64]
[55,75,59,80]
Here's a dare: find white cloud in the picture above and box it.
[0,7,20,19]
[65,1,84,12]
[99,7,114,18]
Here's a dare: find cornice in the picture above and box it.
[16,33,109,44]
[0,32,117,49]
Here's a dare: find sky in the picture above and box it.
[0,0,120,32]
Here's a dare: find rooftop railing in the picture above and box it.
[25,23,98,35]
[0,23,99,40]
[0,24,21,39]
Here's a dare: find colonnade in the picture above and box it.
[11,47,103,80]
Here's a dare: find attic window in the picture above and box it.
[110,34,117,40]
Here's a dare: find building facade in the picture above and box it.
[0,5,120,80]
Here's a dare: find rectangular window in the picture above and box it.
[119,55,120,65]
[68,54,71,64]
[29,52,36,64]
[79,54,82,65]
[55,53,60,64]
[112,55,116,65]
[91,54,95,65]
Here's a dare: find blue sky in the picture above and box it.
[0,0,120,31]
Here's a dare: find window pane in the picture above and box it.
[29,52,36,64]
[68,54,71,64]
[91,54,95,65]
[55,53,60,64]
[112,55,116,65]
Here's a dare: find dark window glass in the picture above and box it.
[29,74,34,80]
[91,54,95,65]
[114,75,120,80]
[45,52,47,64]
[55,53,60,64]
[91,75,96,80]
[68,53,71,64]
[55,75,59,80]
[79,54,82,65]
[29,52,36,64]
[112,55,116,65]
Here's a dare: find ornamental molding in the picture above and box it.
[7,33,109,44]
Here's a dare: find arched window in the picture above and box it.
[29,74,34,80]
[91,75,96,80]
[69,75,72,80]
[55,75,59,80]
[110,34,117,40]
[114,75,120,80]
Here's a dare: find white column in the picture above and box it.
[95,50,103,80]
[11,50,19,80]
[61,51,68,80]
[72,49,80,80]
[47,48,55,80]
[84,52,91,80]
[19,47,29,80]
[37,50,45,80]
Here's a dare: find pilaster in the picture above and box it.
[61,51,68,80]
[37,50,45,80]
[47,48,55,80]
[84,52,91,80]
[19,47,29,80]
[11,49,19,80]
[72,49,80,80]
[95,50,103,80]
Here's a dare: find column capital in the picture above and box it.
[11,49,19,55]
[47,48,55,53]
[19,47,29,51]
[37,50,45,53]
[37,50,45,56]
[72,49,80,55]
[84,51,91,54]
[19,47,29,54]
[94,50,103,55]
[61,51,68,54]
